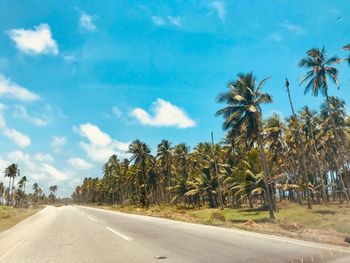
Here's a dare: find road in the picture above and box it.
[0,206,349,263]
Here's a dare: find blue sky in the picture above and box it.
[0,0,349,197]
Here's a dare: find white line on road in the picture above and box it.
[0,238,26,261]
[106,226,133,241]
[87,216,96,222]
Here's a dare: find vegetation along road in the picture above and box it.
[0,205,349,263]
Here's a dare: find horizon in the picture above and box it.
[0,0,349,197]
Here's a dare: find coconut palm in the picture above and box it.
[342,44,350,65]
[298,47,339,98]
[17,176,27,206]
[285,79,313,208]
[298,47,350,202]
[128,139,153,208]
[4,163,20,206]
[157,140,173,202]
[299,107,327,202]
[216,72,275,219]
[298,47,344,145]
[0,182,4,204]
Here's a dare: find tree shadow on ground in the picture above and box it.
[312,210,336,215]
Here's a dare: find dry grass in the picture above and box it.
[95,202,350,246]
[0,205,43,232]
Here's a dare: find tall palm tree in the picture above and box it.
[320,97,350,202]
[0,182,4,204]
[299,107,327,202]
[4,163,20,206]
[298,47,349,203]
[285,79,313,208]
[128,139,153,208]
[216,72,275,219]
[298,47,341,139]
[17,176,27,207]
[157,140,173,202]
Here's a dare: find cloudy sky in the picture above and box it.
[0,0,349,197]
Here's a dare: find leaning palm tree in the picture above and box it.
[216,72,275,219]
[128,139,153,208]
[4,163,20,206]
[285,79,312,208]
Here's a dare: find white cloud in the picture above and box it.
[34,153,54,163]
[40,164,68,181]
[151,16,165,26]
[0,103,7,128]
[281,22,305,35]
[3,128,31,148]
[0,104,31,148]
[76,123,129,163]
[51,136,66,153]
[168,16,181,27]
[13,105,48,126]
[79,12,97,31]
[6,150,68,184]
[131,98,195,128]
[267,32,283,42]
[8,24,58,55]
[0,75,40,102]
[112,106,123,118]
[0,157,10,173]
[67,157,94,170]
[209,1,225,22]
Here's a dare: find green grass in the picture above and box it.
[97,202,350,246]
[0,205,42,232]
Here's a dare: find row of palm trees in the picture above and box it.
[0,163,58,207]
[71,44,349,219]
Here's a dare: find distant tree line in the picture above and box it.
[73,45,349,219]
[0,163,58,207]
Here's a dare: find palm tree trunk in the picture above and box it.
[257,132,275,220]
[285,81,312,209]
[7,178,11,206]
[310,130,327,203]
[325,91,350,203]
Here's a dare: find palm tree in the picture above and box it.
[298,47,349,203]
[32,183,39,206]
[299,107,327,202]
[17,176,27,207]
[342,44,350,65]
[128,139,153,208]
[216,72,275,219]
[157,140,173,202]
[298,47,342,140]
[0,182,4,204]
[4,163,20,206]
[285,79,313,208]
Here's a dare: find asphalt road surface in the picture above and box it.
[0,206,349,263]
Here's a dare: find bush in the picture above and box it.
[210,211,226,222]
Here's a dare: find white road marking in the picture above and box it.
[87,216,96,222]
[236,230,350,254]
[105,226,133,241]
[0,238,26,261]
[79,206,350,253]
